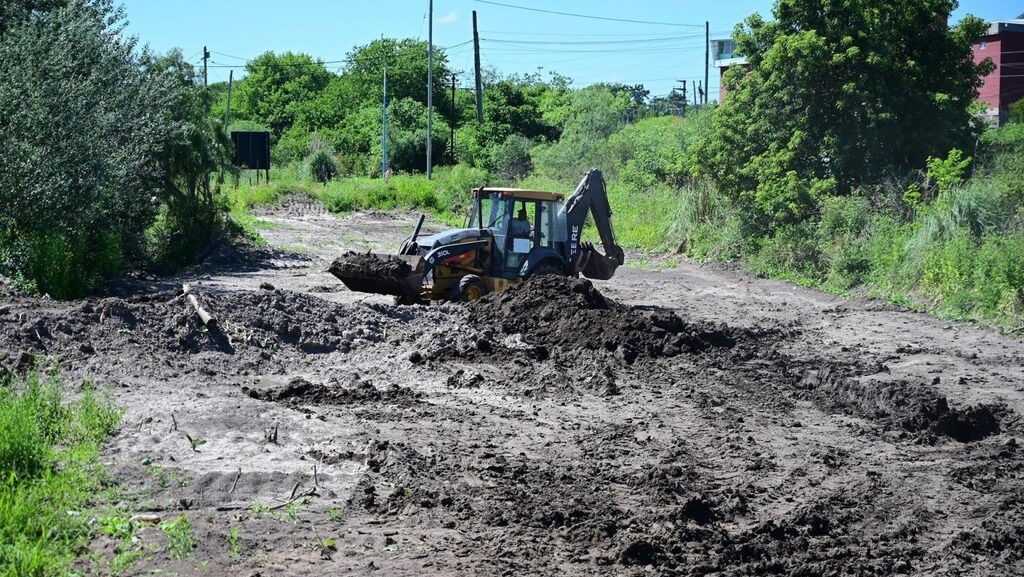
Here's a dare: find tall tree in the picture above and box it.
[702,0,993,230]
[235,52,334,139]
[344,39,452,123]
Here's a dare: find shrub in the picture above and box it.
[487,135,533,180]
[925,148,972,194]
[308,149,339,183]
[0,6,229,296]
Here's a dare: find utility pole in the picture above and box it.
[223,70,234,129]
[704,22,710,105]
[203,46,210,87]
[692,80,697,108]
[382,67,388,178]
[426,0,434,179]
[473,10,484,124]
[450,73,457,164]
[678,80,688,116]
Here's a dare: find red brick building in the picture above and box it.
[711,38,746,103]
[973,20,1024,125]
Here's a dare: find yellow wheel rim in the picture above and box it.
[466,285,484,301]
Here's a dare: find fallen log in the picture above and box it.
[182,283,218,330]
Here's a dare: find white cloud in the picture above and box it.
[437,10,459,25]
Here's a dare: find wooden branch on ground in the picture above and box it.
[182,283,217,330]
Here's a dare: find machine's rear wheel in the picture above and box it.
[452,274,489,302]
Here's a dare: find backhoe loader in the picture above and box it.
[330,169,624,303]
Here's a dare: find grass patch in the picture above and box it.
[0,369,120,576]
[224,164,489,230]
[159,515,196,560]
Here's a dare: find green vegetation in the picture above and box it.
[228,526,242,558]
[220,0,1023,329]
[3,0,1020,329]
[676,0,1024,328]
[159,515,196,560]
[0,369,120,576]
[0,0,231,297]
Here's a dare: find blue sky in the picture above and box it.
[120,0,1022,98]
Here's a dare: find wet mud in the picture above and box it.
[2,208,1022,576]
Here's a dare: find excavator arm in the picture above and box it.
[562,169,625,280]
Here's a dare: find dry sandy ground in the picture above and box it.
[1,198,1022,576]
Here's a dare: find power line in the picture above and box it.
[474,0,705,28]
[482,29,732,37]
[483,35,706,46]
[210,50,249,61]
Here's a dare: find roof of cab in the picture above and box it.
[473,187,564,202]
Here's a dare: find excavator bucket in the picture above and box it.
[329,252,425,298]
[578,242,624,281]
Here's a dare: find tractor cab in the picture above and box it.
[468,188,567,279]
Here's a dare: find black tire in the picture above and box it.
[529,261,564,277]
[451,274,489,302]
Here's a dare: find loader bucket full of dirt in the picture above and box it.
[329,251,424,298]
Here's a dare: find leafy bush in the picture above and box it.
[925,149,972,194]
[980,124,1024,200]
[487,135,534,180]
[0,3,228,296]
[308,149,339,183]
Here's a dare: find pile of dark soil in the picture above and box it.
[802,366,1002,442]
[242,376,419,407]
[0,288,392,377]
[469,276,741,363]
[329,252,412,283]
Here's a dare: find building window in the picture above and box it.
[980,41,987,50]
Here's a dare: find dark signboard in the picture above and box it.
[231,131,271,170]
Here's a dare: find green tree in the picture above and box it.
[235,51,334,139]
[146,50,232,272]
[701,0,994,231]
[344,38,452,123]
[0,0,229,295]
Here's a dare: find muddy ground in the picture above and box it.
[1,198,1023,576]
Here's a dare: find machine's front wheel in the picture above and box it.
[452,274,489,302]
[529,262,564,277]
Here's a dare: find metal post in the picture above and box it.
[450,73,457,164]
[382,67,388,178]
[704,22,710,105]
[223,70,233,129]
[426,0,434,179]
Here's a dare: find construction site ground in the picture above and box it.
[1,196,1022,576]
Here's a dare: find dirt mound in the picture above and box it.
[243,376,419,407]
[469,276,741,363]
[801,366,1002,442]
[0,288,392,377]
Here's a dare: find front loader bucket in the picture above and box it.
[579,243,624,281]
[329,252,425,298]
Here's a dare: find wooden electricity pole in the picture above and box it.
[427,0,434,179]
[203,46,210,87]
[473,10,484,124]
